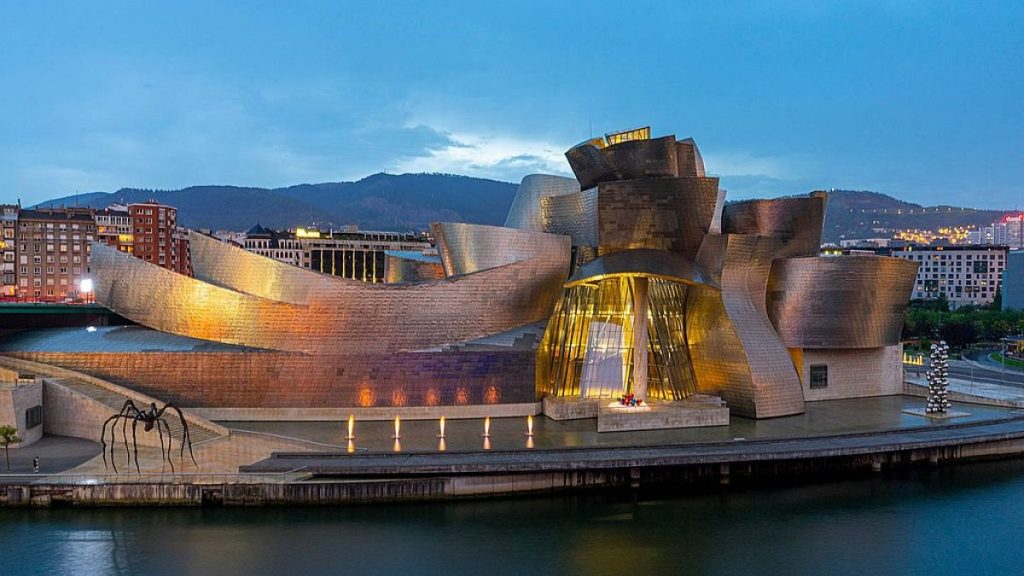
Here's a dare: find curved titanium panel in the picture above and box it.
[596,177,720,258]
[600,135,679,182]
[566,136,684,189]
[190,231,338,305]
[540,188,599,247]
[91,243,322,351]
[504,174,580,231]
[676,138,706,177]
[384,253,445,284]
[100,228,570,354]
[722,194,827,259]
[565,139,614,190]
[431,222,571,277]
[767,255,919,348]
[566,249,718,289]
[686,234,805,418]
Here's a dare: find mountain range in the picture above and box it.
[33,174,1017,243]
[35,173,517,233]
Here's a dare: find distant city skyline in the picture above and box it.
[1,2,1021,209]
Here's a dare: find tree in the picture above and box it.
[940,317,977,350]
[0,425,20,472]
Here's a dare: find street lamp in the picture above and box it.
[79,278,94,303]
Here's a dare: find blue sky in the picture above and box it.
[1,1,1021,208]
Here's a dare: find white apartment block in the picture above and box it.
[889,245,1008,309]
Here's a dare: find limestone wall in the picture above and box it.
[799,344,904,402]
[0,382,43,447]
[42,379,164,449]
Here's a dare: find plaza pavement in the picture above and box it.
[5,393,1023,479]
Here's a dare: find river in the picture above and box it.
[3,460,1024,575]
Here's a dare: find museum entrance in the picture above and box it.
[538,275,699,402]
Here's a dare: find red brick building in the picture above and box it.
[128,201,189,275]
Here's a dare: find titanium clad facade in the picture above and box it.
[7,124,916,417]
[598,136,680,182]
[539,188,599,247]
[565,139,616,190]
[722,194,827,259]
[766,256,919,348]
[383,252,445,284]
[712,234,804,417]
[96,225,570,355]
[431,222,570,277]
[676,138,706,177]
[190,231,334,305]
[505,175,580,231]
[596,177,720,258]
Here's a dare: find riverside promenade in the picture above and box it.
[6,398,1024,506]
[244,416,1024,477]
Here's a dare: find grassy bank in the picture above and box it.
[989,353,1024,370]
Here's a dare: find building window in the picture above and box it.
[809,364,828,389]
[25,405,43,429]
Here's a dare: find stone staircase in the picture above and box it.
[0,356,225,446]
[48,376,222,445]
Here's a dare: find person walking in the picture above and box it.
[33,457,39,473]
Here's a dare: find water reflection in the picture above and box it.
[4,460,1024,576]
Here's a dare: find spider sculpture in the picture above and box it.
[100,400,198,473]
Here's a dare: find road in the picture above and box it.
[905,359,1024,389]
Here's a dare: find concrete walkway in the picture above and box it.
[1,436,100,474]
[243,415,1024,475]
[219,396,1013,455]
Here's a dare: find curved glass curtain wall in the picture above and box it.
[538,276,698,400]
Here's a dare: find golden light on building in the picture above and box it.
[294,227,321,239]
[605,126,651,146]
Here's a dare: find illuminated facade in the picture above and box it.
[524,127,918,418]
[0,126,919,421]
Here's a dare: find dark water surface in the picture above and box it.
[4,460,1024,576]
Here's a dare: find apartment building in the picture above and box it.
[888,244,1008,309]
[15,207,96,301]
[1,204,19,298]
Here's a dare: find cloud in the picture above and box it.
[392,131,573,182]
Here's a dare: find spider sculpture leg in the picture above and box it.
[101,400,143,473]
[131,418,141,474]
[155,417,167,472]
[121,414,131,466]
[100,414,122,472]
[159,418,175,473]
[165,404,199,468]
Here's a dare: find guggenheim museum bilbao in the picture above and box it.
[1,127,920,423]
